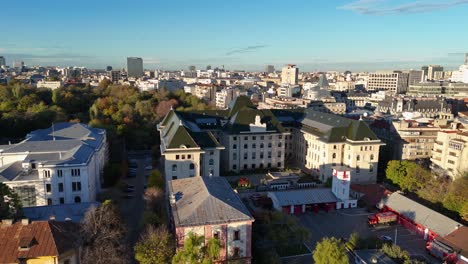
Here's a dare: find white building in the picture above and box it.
[127,57,144,78]
[216,88,239,109]
[367,71,409,94]
[451,65,468,83]
[281,64,299,85]
[36,80,62,90]
[0,123,108,207]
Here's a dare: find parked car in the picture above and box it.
[380,235,393,243]
[145,165,153,170]
[122,194,134,199]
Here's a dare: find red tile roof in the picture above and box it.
[0,220,80,263]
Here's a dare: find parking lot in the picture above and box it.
[297,208,438,263]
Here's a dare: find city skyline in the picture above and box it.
[1,0,468,71]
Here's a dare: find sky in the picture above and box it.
[1,0,468,71]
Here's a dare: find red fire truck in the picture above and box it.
[368,212,398,226]
[426,239,457,263]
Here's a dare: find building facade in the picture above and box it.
[127,57,144,78]
[431,129,468,179]
[281,64,299,85]
[169,177,254,263]
[367,71,409,94]
[0,123,107,207]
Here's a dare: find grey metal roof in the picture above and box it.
[169,177,253,227]
[0,161,22,182]
[379,192,462,237]
[268,188,338,206]
[22,202,100,222]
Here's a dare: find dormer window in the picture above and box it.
[31,163,36,169]
[18,237,35,251]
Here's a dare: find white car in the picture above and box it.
[145,165,153,170]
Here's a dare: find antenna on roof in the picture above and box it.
[52,122,56,141]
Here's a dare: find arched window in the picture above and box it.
[209,159,214,165]
[189,163,195,170]
[74,196,81,203]
[356,155,360,161]
[172,164,177,172]
[332,153,336,159]
[370,154,374,161]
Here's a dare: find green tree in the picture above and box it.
[148,170,164,189]
[313,237,349,264]
[346,232,360,250]
[443,175,468,219]
[172,233,221,264]
[381,243,410,262]
[0,183,22,219]
[135,225,174,264]
[385,160,431,192]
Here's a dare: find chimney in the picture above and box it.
[21,219,29,225]
[170,193,176,205]
[2,219,13,226]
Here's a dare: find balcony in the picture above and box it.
[435,141,443,145]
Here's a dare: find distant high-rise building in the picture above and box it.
[189,65,196,72]
[465,53,468,65]
[13,61,24,70]
[265,65,275,73]
[0,56,5,67]
[106,66,112,71]
[421,66,429,81]
[367,71,409,94]
[408,70,423,85]
[127,57,144,78]
[281,64,299,85]
[427,65,444,80]
[110,70,121,82]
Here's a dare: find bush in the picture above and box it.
[346,232,360,250]
[141,210,161,227]
[381,243,410,262]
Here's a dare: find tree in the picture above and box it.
[346,232,360,250]
[172,233,221,264]
[134,225,174,264]
[0,183,22,219]
[385,160,431,192]
[143,187,164,212]
[443,175,468,219]
[147,170,164,189]
[313,237,349,264]
[381,243,410,262]
[80,200,129,264]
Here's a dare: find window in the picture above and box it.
[252,144,256,149]
[369,165,374,172]
[172,176,177,180]
[74,196,81,203]
[278,151,281,158]
[244,136,248,140]
[181,155,185,159]
[57,170,63,177]
[278,162,282,167]
[244,144,248,149]
[260,143,264,148]
[44,170,51,178]
[333,145,337,150]
[209,159,214,165]
[233,153,237,160]
[252,164,256,169]
[244,164,247,169]
[189,163,195,170]
[252,136,256,140]
[172,164,177,172]
[267,163,271,168]
[188,155,192,159]
[233,136,237,140]
[234,230,240,241]
[213,231,220,240]
[356,155,360,161]
[46,184,51,193]
[260,136,264,140]
[71,169,80,177]
[60,197,64,204]
[370,154,374,161]
[260,152,264,159]
[279,135,283,139]
[210,151,214,155]
[278,142,282,147]
[268,152,272,158]
[58,183,64,192]
[233,165,237,170]
[47,198,52,205]
[31,163,36,169]
[176,155,180,160]
[356,166,360,173]
[233,247,240,258]
[244,153,248,160]
[252,152,256,159]
[233,144,237,149]
[332,153,336,159]
[268,143,272,148]
[72,182,81,192]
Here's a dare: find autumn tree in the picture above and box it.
[443,175,468,221]
[134,225,174,264]
[313,237,349,264]
[80,200,129,264]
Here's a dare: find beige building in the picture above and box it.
[431,129,468,179]
[281,64,299,85]
[391,120,440,160]
[367,71,409,94]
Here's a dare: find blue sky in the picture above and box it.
[1,0,468,71]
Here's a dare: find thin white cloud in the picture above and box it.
[339,0,468,15]
[225,45,269,56]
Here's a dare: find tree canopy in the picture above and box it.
[385,160,431,192]
[0,183,22,219]
[134,225,174,264]
[172,233,221,264]
[313,237,349,264]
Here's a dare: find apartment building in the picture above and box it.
[390,120,440,160]
[169,177,254,263]
[216,88,239,109]
[159,96,384,183]
[431,129,468,179]
[281,64,299,85]
[367,71,409,94]
[377,97,452,118]
[408,82,468,98]
[0,123,107,207]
